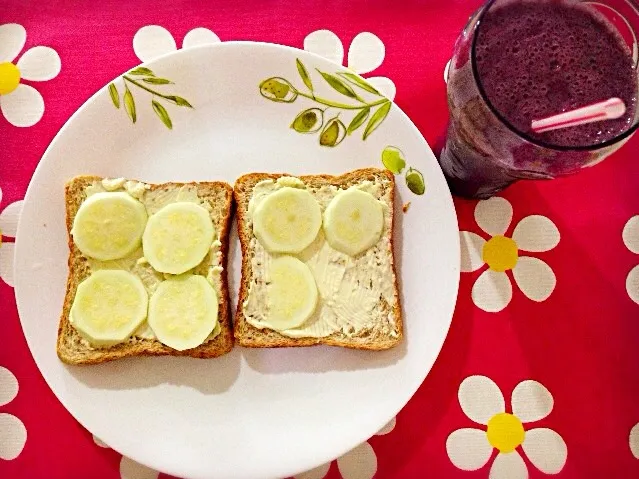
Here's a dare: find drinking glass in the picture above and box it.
[439,0,639,199]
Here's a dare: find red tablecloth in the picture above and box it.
[1,1,639,478]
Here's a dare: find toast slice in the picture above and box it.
[57,176,234,365]
[234,168,402,350]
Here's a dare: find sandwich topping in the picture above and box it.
[142,202,215,275]
[252,187,322,254]
[71,191,148,261]
[69,179,222,349]
[148,274,219,351]
[244,176,398,339]
[323,188,384,257]
[262,255,319,331]
[70,270,148,347]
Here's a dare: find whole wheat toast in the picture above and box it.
[234,168,402,350]
[57,176,234,365]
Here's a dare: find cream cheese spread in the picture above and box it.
[243,176,399,338]
[77,179,222,347]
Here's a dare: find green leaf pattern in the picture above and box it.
[296,59,313,93]
[108,83,120,109]
[317,70,363,101]
[337,72,381,95]
[142,77,173,85]
[152,100,172,129]
[123,86,136,123]
[347,107,370,135]
[129,67,154,76]
[259,59,392,147]
[108,66,193,130]
[363,101,391,140]
[165,95,193,108]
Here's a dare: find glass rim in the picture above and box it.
[470,0,639,152]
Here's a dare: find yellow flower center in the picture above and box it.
[483,235,519,272]
[486,413,525,453]
[0,62,20,95]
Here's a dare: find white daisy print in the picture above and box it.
[0,23,61,127]
[133,25,220,63]
[447,376,567,478]
[91,435,159,479]
[303,30,396,101]
[460,197,560,312]
[92,434,109,448]
[119,456,159,479]
[295,417,396,479]
[623,215,639,305]
[630,423,639,459]
[0,187,24,287]
[0,366,27,460]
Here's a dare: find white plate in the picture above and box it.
[15,42,459,479]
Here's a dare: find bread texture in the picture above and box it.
[234,168,402,350]
[57,176,234,365]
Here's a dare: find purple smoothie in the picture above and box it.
[439,0,639,198]
[474,0,637,147]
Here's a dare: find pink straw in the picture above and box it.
[531,98,626,134]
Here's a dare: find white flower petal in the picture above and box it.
[627,265,639,305]
[0,366,18,406]
[366,76,396,101]
[92,434,109,448]
[336,442,377,479]
[0,200,24,238]
[294,461,331,479]
[0,243,15,286]
[489,451,527,479]
[460,231,486,272]
[522,428,567,474]
[348,32,385,74]
[182,27,220,49]
[472,270,512,313]
[0,187,3,205]
[475,197,513,237]
[630,423,639,459]
[119,456,159,479]
[16,46,61,81]
[513,256,556,302]
[444,59,451,83]
[303,30,344,65]
[459,376,505,425]
[0,413,27,460]
[511,380,553,423]
[376,416,396,436]
[133,25,177,63]
[446,428,493,471]
[623,216,639,254]
[0,23,26,63]
[512,215,560,253]
[0,83,44,127]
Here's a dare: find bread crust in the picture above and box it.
[57,176,234,365]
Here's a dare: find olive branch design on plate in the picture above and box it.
[259,59,392,147]
[108,67,193,130]
[381,146,425,196]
